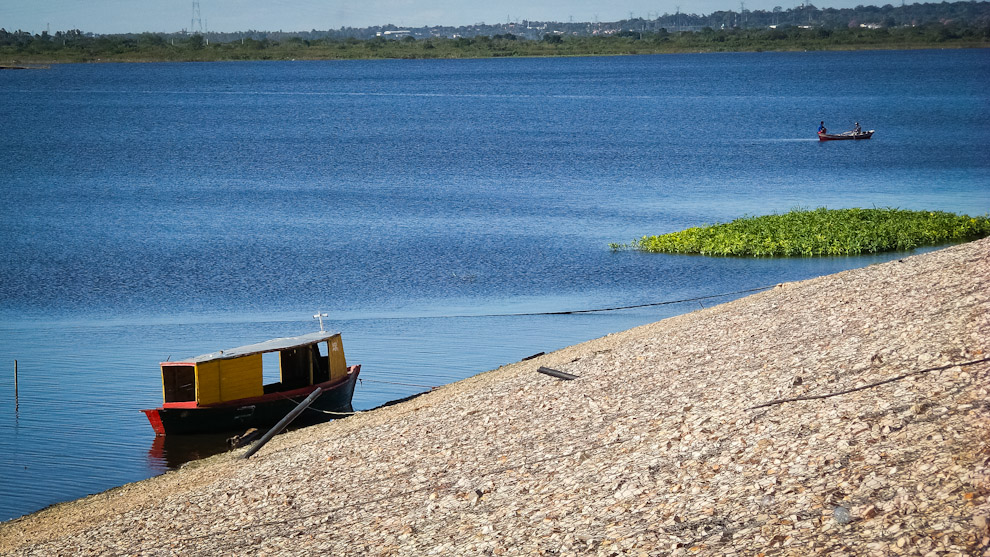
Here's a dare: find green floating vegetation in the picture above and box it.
[615,208,990,257]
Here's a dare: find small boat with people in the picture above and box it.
[817,120,874,141]
[818,129,874,141]
[142,329,360,435]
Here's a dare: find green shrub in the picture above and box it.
[621,208,990,257]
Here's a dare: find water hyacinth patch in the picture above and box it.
[616,208,990,257]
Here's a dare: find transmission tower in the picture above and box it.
[191,1,203,34]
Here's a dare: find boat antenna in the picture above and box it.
[314,311,329,332]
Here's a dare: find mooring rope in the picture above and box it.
[272,391,361,417]
[303,408,360,416]
[323,284,777,322]
[471,285,776,317]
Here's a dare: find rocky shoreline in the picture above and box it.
[2,238,988,556]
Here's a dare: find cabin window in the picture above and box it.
[279,347,311,389]
[262,352,281,389]
[163,365,195,403]
[313,343,329,384]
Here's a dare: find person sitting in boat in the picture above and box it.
[818,121,827,134]
[853,122,861,133]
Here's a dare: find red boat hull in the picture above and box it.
[142,365,360,435]
[818,130,874,141]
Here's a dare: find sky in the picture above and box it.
[2,0,886,34]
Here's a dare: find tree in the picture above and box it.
[187,33,204,50]
[138,32,165,47]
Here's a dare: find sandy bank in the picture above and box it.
[2,238,988,556]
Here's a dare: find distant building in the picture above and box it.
[376,30,411,38]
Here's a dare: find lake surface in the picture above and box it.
[1,49,988,522]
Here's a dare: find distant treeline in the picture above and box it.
[1,1,988,63]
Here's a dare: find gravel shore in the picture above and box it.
[2,238,988,556]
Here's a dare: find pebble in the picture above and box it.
[833,507,851,525]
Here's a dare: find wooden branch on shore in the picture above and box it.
[747,356,990,410]
[537,367,579,380]
[242,387,323,459]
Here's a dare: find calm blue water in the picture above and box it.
[1,49,988,521]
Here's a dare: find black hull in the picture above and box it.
[144,370,359,435]
[818,130,874,141]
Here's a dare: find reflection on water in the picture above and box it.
[146,405,355,471]
[147,434,234,473]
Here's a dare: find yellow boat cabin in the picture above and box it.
[142,330,361,435]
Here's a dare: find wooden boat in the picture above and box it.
[142,331,360,435]
[818,130,874,141]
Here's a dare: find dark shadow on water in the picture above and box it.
[147,433,234,471]
[370,390,427,409]
[146,407,346,471]
[145,396,428,471]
